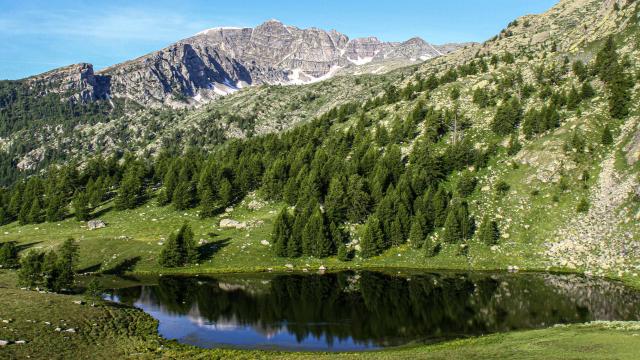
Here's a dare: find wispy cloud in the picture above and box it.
[0,4,236,42]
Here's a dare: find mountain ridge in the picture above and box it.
[22,19,470,109]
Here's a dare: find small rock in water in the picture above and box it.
[319,265,327,272]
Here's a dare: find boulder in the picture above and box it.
[219,219,247,229]
[87,220,106,230]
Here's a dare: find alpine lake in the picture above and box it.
[103,270,640,352]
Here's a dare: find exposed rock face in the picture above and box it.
[26,20,467,108]
[26,63,110,103]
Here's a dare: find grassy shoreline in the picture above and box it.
[2,266,640,359]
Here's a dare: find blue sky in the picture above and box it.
[0,0,557,80]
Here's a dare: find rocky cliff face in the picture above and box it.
[26,63,110,103]
[26,20,467,108]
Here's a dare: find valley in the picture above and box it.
[1,0,640,358]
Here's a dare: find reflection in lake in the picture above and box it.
[104,271,640,351]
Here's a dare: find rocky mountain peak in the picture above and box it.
[26,20,470,108]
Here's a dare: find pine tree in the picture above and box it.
[580,82,595,100]
[337,242,351,261]
[179,223,198,265]
[456,171,477,197]
[302,207,332,257]
[566,86,581,110]
[433,187,450,227]
[408,220,424,249]
[55,238,79,291]
[115,164,144,210]
[601,124,614,145]
[491,97,522,135]
[218,178,234,207]
[478,215,500,245]
[18,251,45,288]
[442,208,462,243]
[172,181,194,210]
[389,218,404,247]
[360,216,383,258]
[272,207,292,257]
[73,191,90,221]
[159,232,182,267]
[198,188,217,218]
[572,60,588,82]
[27,197,43,224]
[288,206,311,258]
[158,223,197,267]
[0,207,8,226]
[325,176,347,224]
[0,241,18,267]
[346,175,370,223]
[45,192,66,222]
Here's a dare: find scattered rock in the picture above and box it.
[284,264,294,269]
[15,340,26,345]
[260,239,270,246]
[247,200,265,210]
[0,340,8,347]
[219,219,247,230]
[87,219,106,230]
[64,328,76,333]
[72,300,84,305]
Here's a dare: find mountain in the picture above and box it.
[23,20,468,108]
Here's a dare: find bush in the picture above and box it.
[576,198,590,213]
[0,241,18,268]
[495,181,511,195]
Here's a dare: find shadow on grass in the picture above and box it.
[90,204,114,220]
[199,238,231,261]
[77,263,103,274]
[14,241,44,253]
[103,256,141,275]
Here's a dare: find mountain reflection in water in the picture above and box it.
[104,271,640,351]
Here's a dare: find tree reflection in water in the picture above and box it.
[106,271,640,351]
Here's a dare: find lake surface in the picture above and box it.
[104,271,640,351]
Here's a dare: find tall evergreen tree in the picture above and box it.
[360,216,384,258]
[115,164,145,210]
[442,209,462,243]
[272,207,292,257]
[325,176,347,224]
[301,207,332,257]
[409,220,424,249]
[73,191,90,221]
[478,215,500,245]
[159,223,197,267]
[27,197,43,224]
